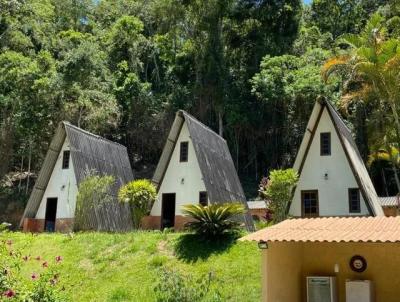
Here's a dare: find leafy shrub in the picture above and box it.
[153,268,221,302]
[259,169,298,223]
[118,179,156,228]
[0,237,65,301]
[182,203,245,238]
[75,171,115,231]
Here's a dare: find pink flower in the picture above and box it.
[55,256,62,263]
[22,255,29,261]
[42,261,48,268]
[4,289,15,298]
[31,273,38,280]
[6,240,12,246]
[35,256,41,261]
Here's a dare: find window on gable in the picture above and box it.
[302,190,319,217]
[199,191,208,206]
[180,141,189,162]
[62,150,70,169]
[349,188,361,213]
[320,132,331,156]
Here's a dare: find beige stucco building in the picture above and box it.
[242,216,400,302]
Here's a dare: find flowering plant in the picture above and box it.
[0,236,65,301]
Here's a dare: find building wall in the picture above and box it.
[150,121,207,217]
[262,241,400,302]
[290,107,369,216]
[36,137,78,220]
[262,242,303,302]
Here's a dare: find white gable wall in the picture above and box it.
[36,137,78,219]
[151,121,207,216]
[289,107,369,216]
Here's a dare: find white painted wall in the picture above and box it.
[36,137,78,219]
[151,121,207,216]
[289,107,369,216]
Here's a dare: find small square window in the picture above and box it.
[320,132,331,156]
[349,188,360,213]
[180,141,188,162]
[199,191,208,206]
[62,150,70,169]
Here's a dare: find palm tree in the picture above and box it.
[322,13,400,150]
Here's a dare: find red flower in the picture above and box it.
[4,289,15,298]
[55,255,63,263]
[42,261,48,268]
[31,273,38,280]
[35,256,41,261]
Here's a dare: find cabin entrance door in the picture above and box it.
[161,193,176,229]
[44,198,58,232]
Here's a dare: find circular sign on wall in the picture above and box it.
[350,255,367,273]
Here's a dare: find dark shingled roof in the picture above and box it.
[292,99,383,216]
[152,110,255,231]
[20,122,134,231]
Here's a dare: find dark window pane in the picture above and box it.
[199,191,208,206]
[302,190,319,217]
[320,132,331,156]
[62,150,70,169]
[180,141,188,162]
[349,188,360,213]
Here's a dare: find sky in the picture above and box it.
[304,0,312,4]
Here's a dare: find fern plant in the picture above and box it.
[182,203,245,238]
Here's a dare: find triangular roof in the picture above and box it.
[152,110,255,231]
[292,98,383,216]
[20,122,134,230]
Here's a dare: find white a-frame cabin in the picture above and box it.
[20,122,134,232]
[289,99,384,217]
[143,110,254,231]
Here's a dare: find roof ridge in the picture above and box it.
[62,121,126,149]
[178,110,227,143]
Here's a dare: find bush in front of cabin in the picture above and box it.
[118,179,157,228]
[182,203,245,238]
[259,168,298,223]
[75,172,115,231]
[0,235,65,301]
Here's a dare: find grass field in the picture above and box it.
[3,231,261,302]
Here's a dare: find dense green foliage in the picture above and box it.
[182,203,245,238]
[259,169,299,223]
[75,173,115,231]
[3,232,260,301]
[2,0,400,206]
[118,179,157,228]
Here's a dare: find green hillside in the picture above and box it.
[4,232,260,302]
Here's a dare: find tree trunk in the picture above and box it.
[218,111,223,137]
[0,116,14,180]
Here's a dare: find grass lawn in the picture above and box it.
[3,231,261,301]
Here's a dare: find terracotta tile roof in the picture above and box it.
[240,217,400,243]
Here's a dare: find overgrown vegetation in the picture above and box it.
[0,229,65,301]
[74,173,115,231]
[118,179,156,228]
[259,169,299,223]
[2,232,260,301]
[182,203,245,238]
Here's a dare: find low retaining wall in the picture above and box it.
[23,218,74,233]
